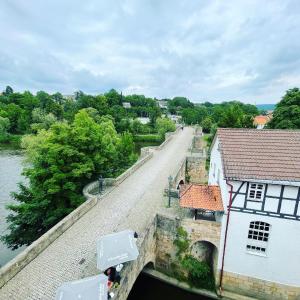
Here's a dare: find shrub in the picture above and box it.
[133,134,163,143]
[181,255,215,290]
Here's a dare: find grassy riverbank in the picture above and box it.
[0,135,22,150]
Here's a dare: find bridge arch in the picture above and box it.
[177,179,185,189]
[190,240,218,280]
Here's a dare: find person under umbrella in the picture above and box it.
[97,230,139,272]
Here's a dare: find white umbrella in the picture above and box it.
[97,229,139,271]
[55,274,108,300]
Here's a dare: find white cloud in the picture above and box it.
[0,0,300,104]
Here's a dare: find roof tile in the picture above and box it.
[180,184,224,211]
[217,128,300,182]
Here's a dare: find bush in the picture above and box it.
[181,255,215,290]
[133,134,163,143]
[156,117,175,138]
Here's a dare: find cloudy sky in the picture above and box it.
[1,0,300,103]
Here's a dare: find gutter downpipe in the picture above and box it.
[219,180,233,294]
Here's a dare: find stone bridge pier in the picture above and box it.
[112,213,221,299]
[112,218,157,299]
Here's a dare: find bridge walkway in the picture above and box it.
[0,127,193,300]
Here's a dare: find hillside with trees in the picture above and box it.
[0,85,269,249]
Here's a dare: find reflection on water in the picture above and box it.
[0,150,26,267]
[127,273,212,300]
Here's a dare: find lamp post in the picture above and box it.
[98,175,104,194]
[168,175,173,208]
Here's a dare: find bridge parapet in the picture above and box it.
[0,129,180,290]
[83,128,180,199]
[111,217,157,299]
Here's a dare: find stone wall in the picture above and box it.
[155,214,221,279]
[221,271,300,300]
[186,156,207,184]
[112,218,157,300]
[108,214,222,300]
[0,192,101,288]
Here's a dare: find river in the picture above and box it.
[128,273,212,300]
[0,150,26,267]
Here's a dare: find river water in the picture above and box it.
[128,273,212,300]
[0,150,26,267]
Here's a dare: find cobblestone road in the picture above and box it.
[0,127,193,300]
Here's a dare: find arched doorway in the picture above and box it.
[190,240,218,280]
[177,179,185,189]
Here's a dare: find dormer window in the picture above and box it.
[247,183,265,201]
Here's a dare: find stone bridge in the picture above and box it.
[103,213,221,300]
[0,127,196,299]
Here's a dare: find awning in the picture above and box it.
[55,274,108,300]
[97,229,139,271]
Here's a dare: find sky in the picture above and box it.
[0,0,300,104]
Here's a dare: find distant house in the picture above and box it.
[167,114,181,123]
[253,115,271,129]
[63,94,75,100]
[208,128,300,298]
[157,100,168,109]
[137,117,150,124]
[122,102,131,109]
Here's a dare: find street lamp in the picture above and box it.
[168,175,173,208]
[98,175,104,194]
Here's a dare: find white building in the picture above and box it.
[122,102,131,109]
[136,117,150,124]
[208,128,300,298]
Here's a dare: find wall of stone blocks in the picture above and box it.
[155,214,221,278]
[186,156,207,184]
[221,271,300,300]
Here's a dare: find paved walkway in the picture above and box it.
[0,127,193,300]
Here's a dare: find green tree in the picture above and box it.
[30,108,58,132]
[156,117,176,138]
[1,110,136,249]
[3,85,13,96]
[268,88,300,129]
[201,117,213,133]
[0,116,10,142]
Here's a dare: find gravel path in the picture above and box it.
[0,127,193,300]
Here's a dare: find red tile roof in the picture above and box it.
[180,184,224,211]
[253,115,270,126]
[217,128,300,182]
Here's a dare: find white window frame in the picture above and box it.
[246,221,270,256]
[213,163,216,177]
[247,183,265,201]
[217,169,220,184]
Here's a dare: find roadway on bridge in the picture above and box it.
[0,127,194,300]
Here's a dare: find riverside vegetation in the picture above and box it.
[158,227,215,291]
[1,85,298,250]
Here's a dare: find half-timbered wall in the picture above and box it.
[208,137,300,288]
[230,181,300,220]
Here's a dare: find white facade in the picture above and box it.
[209,137,300,287]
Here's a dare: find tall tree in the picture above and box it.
[268,88,300,129]
[1,110,136,249]
[3,85,13,96]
